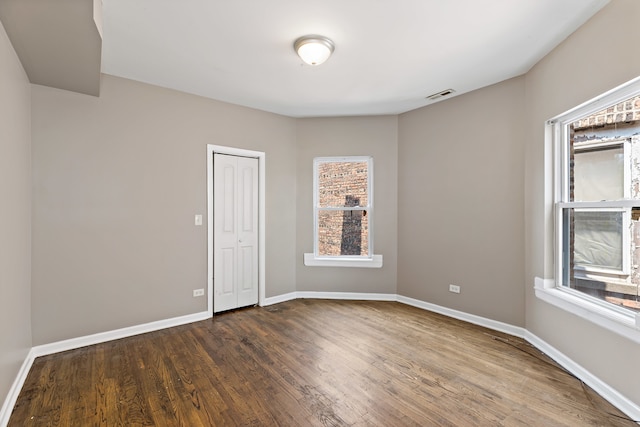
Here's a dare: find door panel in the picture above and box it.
[223,166,235,232]
[239,246,253,291]
[221,248,235,294]
[214,154,258,312]
[242,167,254,231]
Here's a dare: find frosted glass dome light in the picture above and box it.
[294,35,335,66]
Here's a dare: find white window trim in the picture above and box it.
[304,156,383,268]
[535,277,640,344]
[540,75,640,341]
[304,253,383,268]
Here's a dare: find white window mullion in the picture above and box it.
[623,207,631,275]
[623,138,631,200]
[558,200,640,209]
[366,158,374,258]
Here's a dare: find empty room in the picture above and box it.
[1,0,639,425]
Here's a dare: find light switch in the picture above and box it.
[195,214,203,226]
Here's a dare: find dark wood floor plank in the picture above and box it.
[8,299,637,426]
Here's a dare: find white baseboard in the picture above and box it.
[0,348,36,427]
[31,311,210,358]
[525,331,640,422]
[263,291,396,306]
[397,295,526,338]
[296,291,397,301]
[262,292,297,306]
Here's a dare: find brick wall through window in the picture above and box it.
[317,161,369,256]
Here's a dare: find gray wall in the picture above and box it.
[398,77,526,326]
[525,0,640,404]
[0,19,32,409]
[296,116,398,294]
[31,75,297,345]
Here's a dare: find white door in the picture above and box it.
[213,154,259,312]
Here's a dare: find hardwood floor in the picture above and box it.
[8,300,637,426]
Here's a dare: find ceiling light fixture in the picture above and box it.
[294,35,335,66]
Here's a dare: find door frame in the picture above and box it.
[207,144,266,316]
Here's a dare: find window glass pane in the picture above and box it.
[318,161,368,208]
[573,210,623,270]
[317,209,369,256]
[573,146,623,201]
[561,207,639,312]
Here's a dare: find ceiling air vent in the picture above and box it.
[426,89,456,101]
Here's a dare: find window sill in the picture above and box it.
[303,253,383,268]
[534,277,640,344]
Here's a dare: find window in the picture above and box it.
[539,77,640,340]
[304,156,382,268]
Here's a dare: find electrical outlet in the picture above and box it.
[193,289,205,297]
[449,284,461,294]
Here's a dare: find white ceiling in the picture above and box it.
[101,0,609,118]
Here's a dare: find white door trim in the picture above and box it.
[207,144,266,316]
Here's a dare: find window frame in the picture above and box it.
[537,76,640,342]
[304,156,383,268]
